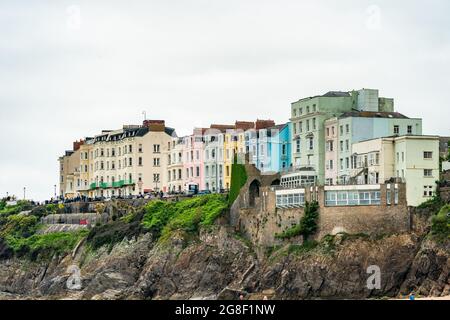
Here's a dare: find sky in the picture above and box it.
[0,0,449,201]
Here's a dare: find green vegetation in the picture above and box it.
[86,209,145,251]
[0,201,87,259]
[430,204,450,241]
[5,230,88,258]
[0,200,33,217]
[228,159,247,206]
[141,194,228,241]
[275,201,319,241]
[418,192,443,212]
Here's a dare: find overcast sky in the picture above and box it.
[1,0,449,201]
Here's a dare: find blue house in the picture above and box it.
[245,123,291,174]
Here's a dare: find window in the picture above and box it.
[299,121,303,133]
[424,169,433,177]
[196,150,200,160]
[423,151,433,159]
[153,144,160,153]
[394,125,399,135]
[340,141,344,152]
[423,185,433,197]
[128,145,132,153]
[153,158,160,167]
[196,166,200,177]
[345,140,349,151]
[129,157,133,166]
[402,152,405,162]
[340,158,343,170]
[138,157,143,166]
[407,125,412,134]
[312,118,316,130]
[138,144,143,153]
[306,106,310,113]
[387,190,391,205]
[326,128,330,136]
[346,157,349,169]
[153,174,160,182]
[345,124,349,134]
[308,137,313,150]
[296,139,300,153]
[226,166,230,177]
[340,125,343,135]
[394,189,399,204]
[306,120,310,132]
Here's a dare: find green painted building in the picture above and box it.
[289,88,396,184]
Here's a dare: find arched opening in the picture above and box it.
[270,179,281,186]
[248,179,261,207]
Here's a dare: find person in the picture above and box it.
[239,294,244,301]
[263,295,268,301]
[409,292,415,300]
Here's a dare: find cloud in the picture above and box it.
[0,0,449,200]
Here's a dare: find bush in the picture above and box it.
[86,210,145,250]
[142,194,228,240]
[431,204,450,240]
[6,230,88,258]
[0,214,39,239]
[0,200,33,217]
[275,201,319,241]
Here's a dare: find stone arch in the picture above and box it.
[248,179,261,207]
[270,178,281,186]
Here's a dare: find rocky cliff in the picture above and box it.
[0,223,448,300]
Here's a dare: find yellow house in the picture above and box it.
[223,121,254,189]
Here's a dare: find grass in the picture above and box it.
[5,230,88,258]
[141,194,228,241]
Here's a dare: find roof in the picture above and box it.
[322,91,351,97]
[210,124,235,133]
[339,111,409,119]
[93,123,176,143]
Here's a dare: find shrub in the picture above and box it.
[0,214,39,239]
[142,194,228,241]
[431,204,450,240]
[86,210,145,250]
[6,230,88,258]
[275,201,319,241]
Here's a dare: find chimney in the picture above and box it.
[144,120,165,132]
[73,140,84,151]
[255,119,275,130]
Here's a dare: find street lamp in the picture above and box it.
[23,187,26,200]
[54,184,57,200]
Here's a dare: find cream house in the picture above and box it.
[351,135,440,206]
[89,120,176,198]
[167,137,185,193]
[58,141,83,199]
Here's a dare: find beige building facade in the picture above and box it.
[351,135,440,206]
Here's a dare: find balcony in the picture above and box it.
[90,182,98,189]
[100,182,109,189]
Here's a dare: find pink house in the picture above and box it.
[183,128,206,193]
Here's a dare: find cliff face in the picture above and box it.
[0,225,448,300]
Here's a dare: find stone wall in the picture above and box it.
[230,163,412,247]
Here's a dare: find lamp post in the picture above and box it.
[23,187,26,200]
[54,184,57,200]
